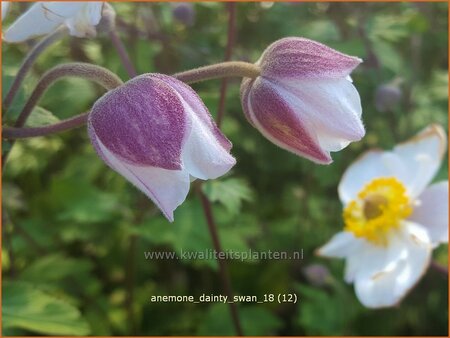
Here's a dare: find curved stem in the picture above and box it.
[14,63,122,128]
[196,185,243,336]
[3,26,68,114]
[2,61,260,141]
[216,2,237,128]
[174,61,260,84]
[3,112,89,139]
[2,63,122,169]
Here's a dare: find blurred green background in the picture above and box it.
[2,2,448,336]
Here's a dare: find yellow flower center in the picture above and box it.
[343,177,412,245]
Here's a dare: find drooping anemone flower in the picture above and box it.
[88,74,236,221]
[317,124,448,308]
[3,1,104,42]
[240,37,365,164]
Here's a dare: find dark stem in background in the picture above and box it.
[125,233,138,335]
[216,2,237,128]
[430,261,448,276]
[3,211,17,278]
[2,26,68,115]
[109,29,138,78]
[197,185,244,336]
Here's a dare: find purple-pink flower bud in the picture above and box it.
[88,74,236,221]
[240,37,365,164]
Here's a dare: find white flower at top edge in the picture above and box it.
[317,124,448,308]
[2,1,10,21]
[3,1,104,42]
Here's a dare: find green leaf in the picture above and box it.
[197,304,282,335]
[295,283,362,335]
[3,282,91,336]
[21,254,93,283]
[202,178,254,215]
[25,106,60,127]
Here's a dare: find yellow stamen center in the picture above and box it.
[343,177,412,245]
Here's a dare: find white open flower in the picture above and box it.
[2,1,10,21]
[3,1,104,42]
[317,124,448,308]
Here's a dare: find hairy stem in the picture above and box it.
[14,63,122,128]
[174,61,260,84]
[217,2,237,128]
[3,112,89,139]
[3,26,68,114]
[197,185,243,336]
[2,63,123,169]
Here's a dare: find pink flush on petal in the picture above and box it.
[240,37,365,164]
[259,37,362,80]
[90,76,186,170]
[88,74,236,221]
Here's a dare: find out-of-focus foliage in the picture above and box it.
[2,2,448,336]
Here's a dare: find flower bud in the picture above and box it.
[171,2,195,27]
[88,74,236,221]
[240,37,365,164]
[374,83,402,113]
[302,264,331,286]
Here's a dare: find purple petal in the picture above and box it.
[246,77,332,164]
[259,37,362,80]
[89,75,187,170]
[240,78,258,128]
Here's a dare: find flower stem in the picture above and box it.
[15,63,122,128]
[2,63,123,169]
[2,26,68,115]
[216,2,237,128]
[103,3,137,79]
[3,112,89,139]
[109,29,138,78]
[196,184,243,336]
[2,61,259,142]
[174,61,260,84]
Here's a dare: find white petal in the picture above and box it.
[94,134,190,222]
[316,231,363,258]
[410,181,449,245]
[273,77,364,152]
[41,2,91,18]
[354,232,406,279]
[338,150,397,204]
[3,2,65,42]
[181,102,236,180]
[63,2,103,37]
[393,124,447,197]
[2,1,10,21]
[354,222,432,308]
